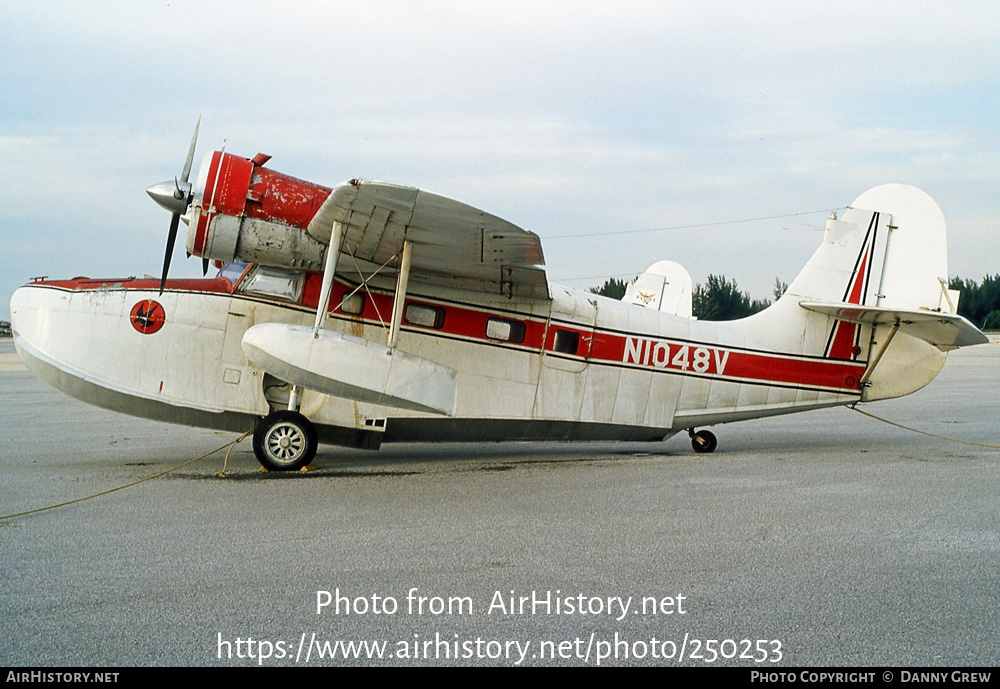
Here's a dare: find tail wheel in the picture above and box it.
[690,429,718,454]
[253,410,317,471]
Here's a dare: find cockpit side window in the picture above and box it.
[237,265,302,301]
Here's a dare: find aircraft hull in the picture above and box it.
[10,274,867,449]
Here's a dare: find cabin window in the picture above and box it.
[404,303,445,329]
[339,291,365,315]
[238,265,301,301]
[486,318,526,344]
[552,329,580,355]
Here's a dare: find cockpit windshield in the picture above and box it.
[236,264,302,301]
[218,261,249,287]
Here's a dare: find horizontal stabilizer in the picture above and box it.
[799,301,988,349]
[242,324,458,415]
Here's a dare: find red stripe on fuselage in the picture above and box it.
[306,276,864,393]
[301,273,552,350]
[32,273,864,395]
[597,335,862,391]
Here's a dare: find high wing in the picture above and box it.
[799,301,988,350]
[307,180,549,300]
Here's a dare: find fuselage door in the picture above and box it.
[532,289,598,422]
[541,288,597,372]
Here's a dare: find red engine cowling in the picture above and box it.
[186,152,334,271]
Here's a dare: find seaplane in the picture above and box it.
[9,122,989,471]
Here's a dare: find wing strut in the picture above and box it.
[286,220,344,412]
[859,319,901,392]
[312,221,345,337]
[387,240,413,350]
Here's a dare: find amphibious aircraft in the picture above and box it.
[9,123,988,470]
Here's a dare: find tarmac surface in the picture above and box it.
[1,336,998,666]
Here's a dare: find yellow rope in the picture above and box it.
[216,429,253,477]
[0,429,253,521]
[851,406,1000,449]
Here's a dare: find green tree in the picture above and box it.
[589,277,629,300]
[983,310,1000,331]
[949,274,1000,328]
[693,274,770,321]
[773,277,788,301]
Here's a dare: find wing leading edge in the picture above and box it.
[307,180,549,300]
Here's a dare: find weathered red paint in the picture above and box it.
[193,151,332,257]
[129,299,166,334]
[245,165,331,229]
[30,276,235,294]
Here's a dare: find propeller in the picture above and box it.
[187,252,210,275]
[146,116,201,294]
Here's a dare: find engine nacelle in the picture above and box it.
[186,152,333,270]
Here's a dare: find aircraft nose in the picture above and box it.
[8,285,40,366]
[9,283,72,358]
[9,285,30,341]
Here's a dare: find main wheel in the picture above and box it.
[691,429,718,454]
[253,410,317,471]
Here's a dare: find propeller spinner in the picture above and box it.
[146,117,201,294]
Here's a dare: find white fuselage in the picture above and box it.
[10,264,875,447]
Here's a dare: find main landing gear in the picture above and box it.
[253,410,317,471]
[688,428,718,454]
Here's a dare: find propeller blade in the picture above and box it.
[180,116,201,184]
[202,257,210,276]
[159,213,181,295]
[151,117,202,293]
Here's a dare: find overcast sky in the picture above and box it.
[2,1,998,321]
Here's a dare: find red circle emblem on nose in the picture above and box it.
[130,299,166,334]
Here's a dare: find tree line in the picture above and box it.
[590,274,779,320]
[949,275,1000,330]
[592,274,1000,328]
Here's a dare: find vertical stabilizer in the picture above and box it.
[623,260,693,317]
[788,184,954,314]
[781,184,969,400]
[732,184,984,403]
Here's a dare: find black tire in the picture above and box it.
[691,430,718,454]
[253,410,317,471]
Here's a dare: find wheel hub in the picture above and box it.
[252,410,318,471]
[266,424,304,462]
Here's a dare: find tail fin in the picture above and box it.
[758,184,986,401]
[789,184,952,314]
[623,260,693,317]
